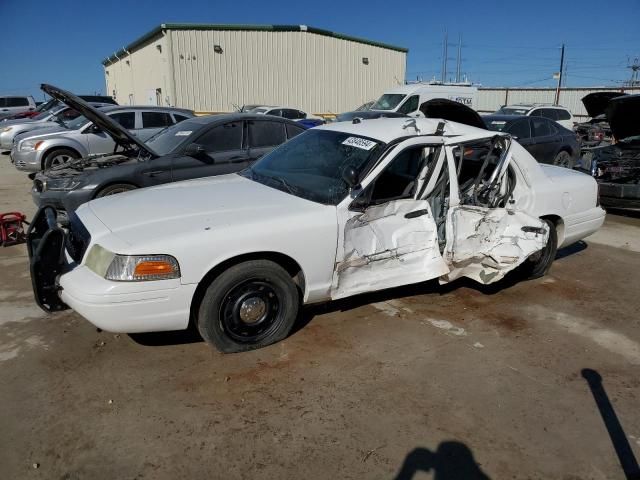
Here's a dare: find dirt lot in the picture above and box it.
[1,157,639,479]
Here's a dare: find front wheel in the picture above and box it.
[43,148,79,169]
[522,219,558,279]
[95,183,137,198]
[197,260,299,353]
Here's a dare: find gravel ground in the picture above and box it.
[0,156,638,479]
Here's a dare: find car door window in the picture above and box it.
[8,97,29,107]
[142,111,173,128]
[108,112,136,129]
[267,109,283,117]
[505,119,531,139]
[172,114,190,123]
[397,95,419,114]
[364,146,425,205]
[249,121,286,148]
[531,118,552,137]
[556,109,571,120]
[197,121,243,153]
[286,123,305,139]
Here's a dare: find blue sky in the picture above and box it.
[1,0,638,100]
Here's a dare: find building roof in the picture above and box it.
[102,23,408,66]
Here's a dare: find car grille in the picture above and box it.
[66,211,91,263]
[15,158,26,168]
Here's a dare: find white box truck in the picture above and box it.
[370,83,478,117]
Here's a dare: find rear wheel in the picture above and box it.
[43,148,79,169]
[553,150,574,169]
[95,183,137,198]
[197,260,299,353]
[522,219,558,279]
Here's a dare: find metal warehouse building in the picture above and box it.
[102,24,407,115]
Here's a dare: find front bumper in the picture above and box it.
[0,132,14,151]
[31,182,93,213]
[11,147,40,172]
[59,266,195,332]
[27,206,195,332]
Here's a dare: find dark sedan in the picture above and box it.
[32,85,306,213]
[484,114,580,168]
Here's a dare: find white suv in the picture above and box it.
[495,104,574,129]
[0,95,37,118]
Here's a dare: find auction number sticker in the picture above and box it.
[175,131,192,136]
[342,136,377,150]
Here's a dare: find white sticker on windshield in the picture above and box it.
[175,131,192,136]
[342,136,377,150]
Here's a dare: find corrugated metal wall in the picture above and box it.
[104,35,172,106]
[168,29,406,114]
[478,87,640,118]
[105,28,406,114]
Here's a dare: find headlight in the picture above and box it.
[86,245,181,281]
[19,140,44,152]
[46,177,82,191]
[0,126,13,133]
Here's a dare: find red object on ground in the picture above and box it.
[0,212,28,247]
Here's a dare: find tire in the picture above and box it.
[197,260,299,353]
[95,183,137,198]
[43,148,79,169]
[553,150,574,169]
[522,219,558,279]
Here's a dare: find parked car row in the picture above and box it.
[23,84,605,355]
[13,105,194,171]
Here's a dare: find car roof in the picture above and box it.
[506,104,568,110]
[484,114,528,122]
[317,117,490,143]
[181,113,298,125]
[99,105,194,114]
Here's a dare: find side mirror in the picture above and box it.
[185,143,206,157]
[342,165,360,189]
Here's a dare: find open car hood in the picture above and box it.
[41,84,157,158]
[582,92,627,118]
[606,94,640,141]
[419,98,486,130]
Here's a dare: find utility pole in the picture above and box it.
[441,30,448,83]
[455,34,462,83]
[555,43,565,105]
[626,56,640,86]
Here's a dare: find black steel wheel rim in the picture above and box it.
[529,231,553,265]
[219,279,281,343]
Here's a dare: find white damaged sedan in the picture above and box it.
[28,117,605,352]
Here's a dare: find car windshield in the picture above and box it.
[66,115,91,130]
[36,99,57,112]
[371,94,406,111]
[497,107,529,115]
[33,110,54,120]
[249,107,269,114]
[242,129,384,205]
[145,119,202,155]
[485,120,508,131]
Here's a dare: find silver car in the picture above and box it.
[0,103,111,151]
[12,106,195,171]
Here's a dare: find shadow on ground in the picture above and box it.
[582,368,640,480]
[394,441,490,479]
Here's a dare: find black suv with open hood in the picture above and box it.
[32,84,306,213]
[585,94,640,210]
